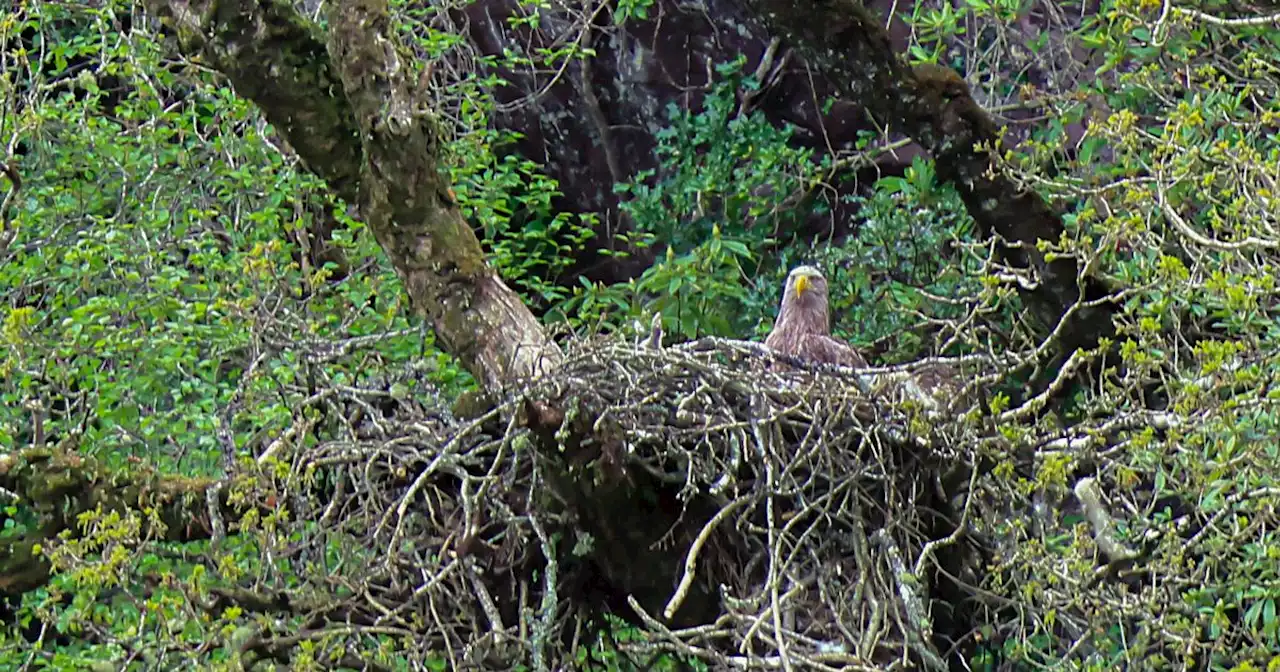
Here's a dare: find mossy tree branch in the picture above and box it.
[142,0,562,390]
[0,447,227,595]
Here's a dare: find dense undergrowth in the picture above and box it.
[3,0,1280,670]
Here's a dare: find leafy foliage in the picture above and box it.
[555,58,983,355]
[912,0,1280,668]
[6,0,1280,669]
[0,0,586,666]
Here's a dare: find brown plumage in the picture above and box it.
[891,362,967,414]
[764,265,868,369]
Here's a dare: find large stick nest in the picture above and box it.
[270,336,992,670]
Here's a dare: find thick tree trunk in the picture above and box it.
[144,0,561,390]
[741,0,1115,353]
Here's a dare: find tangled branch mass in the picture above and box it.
[234,334,998,670]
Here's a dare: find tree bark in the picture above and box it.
[741,0,1115,354]
[144,0,561,390]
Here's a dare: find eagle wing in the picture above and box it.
[763,324,787,354]
[765,324,867,370]
[797,332,868,368]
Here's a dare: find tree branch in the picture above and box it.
[143,0,562,390]
[0,446,227,595]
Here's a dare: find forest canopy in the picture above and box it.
[3,0,1280,670]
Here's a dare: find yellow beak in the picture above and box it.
[794,275,809,296]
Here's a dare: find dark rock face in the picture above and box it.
[448,0,1105,286]
[451,0,893,285]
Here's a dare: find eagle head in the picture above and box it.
[786,265,828,305]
